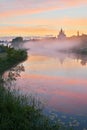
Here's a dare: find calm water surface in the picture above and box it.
[15,41,87,129]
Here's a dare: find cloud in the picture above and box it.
[0,0,87,36]
[0,0,87,19]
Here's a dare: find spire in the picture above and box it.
[60,28,63,33]
[77,31,79,37]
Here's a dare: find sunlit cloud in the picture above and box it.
[0,0,87,36]
[0,0,87,19]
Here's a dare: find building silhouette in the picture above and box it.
[58,28,66,40]
[77,31,80,37]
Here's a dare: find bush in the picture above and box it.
[0,46,27,74]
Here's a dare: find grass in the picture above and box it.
[0,84,61,130]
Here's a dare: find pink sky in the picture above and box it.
[0,0,87,36]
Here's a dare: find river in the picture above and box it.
[10,40,87,129]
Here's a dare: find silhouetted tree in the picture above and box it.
[11,37,24,49]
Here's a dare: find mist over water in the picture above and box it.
[23,39,80,57]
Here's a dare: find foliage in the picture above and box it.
[12,37,23,44]
[11,37,24,49]
[0,45,27,75]
[70,38,87,55]
[0,83,61,130]
[0,44,6,53]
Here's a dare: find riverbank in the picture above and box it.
[0,45,27,75]
[0,45,62,130]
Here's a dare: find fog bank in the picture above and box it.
[23,39,80,57]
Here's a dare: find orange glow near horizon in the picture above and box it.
[0,0,87,37]
[0,26,87,37]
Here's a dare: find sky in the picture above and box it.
[0,0,87,37]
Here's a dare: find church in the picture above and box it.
[57,28,66,40]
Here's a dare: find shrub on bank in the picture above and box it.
[0,45,27,74]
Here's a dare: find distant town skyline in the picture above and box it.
[0,0,87,37]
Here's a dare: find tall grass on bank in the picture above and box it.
[0,84,61,130]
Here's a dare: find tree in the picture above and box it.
[11,37,24,49]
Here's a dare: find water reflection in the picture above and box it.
[73,53,87,66]
[15,53,87,116]
[4,51,87,129]
[3,64,25,88]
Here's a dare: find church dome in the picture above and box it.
[58,28,66,40]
